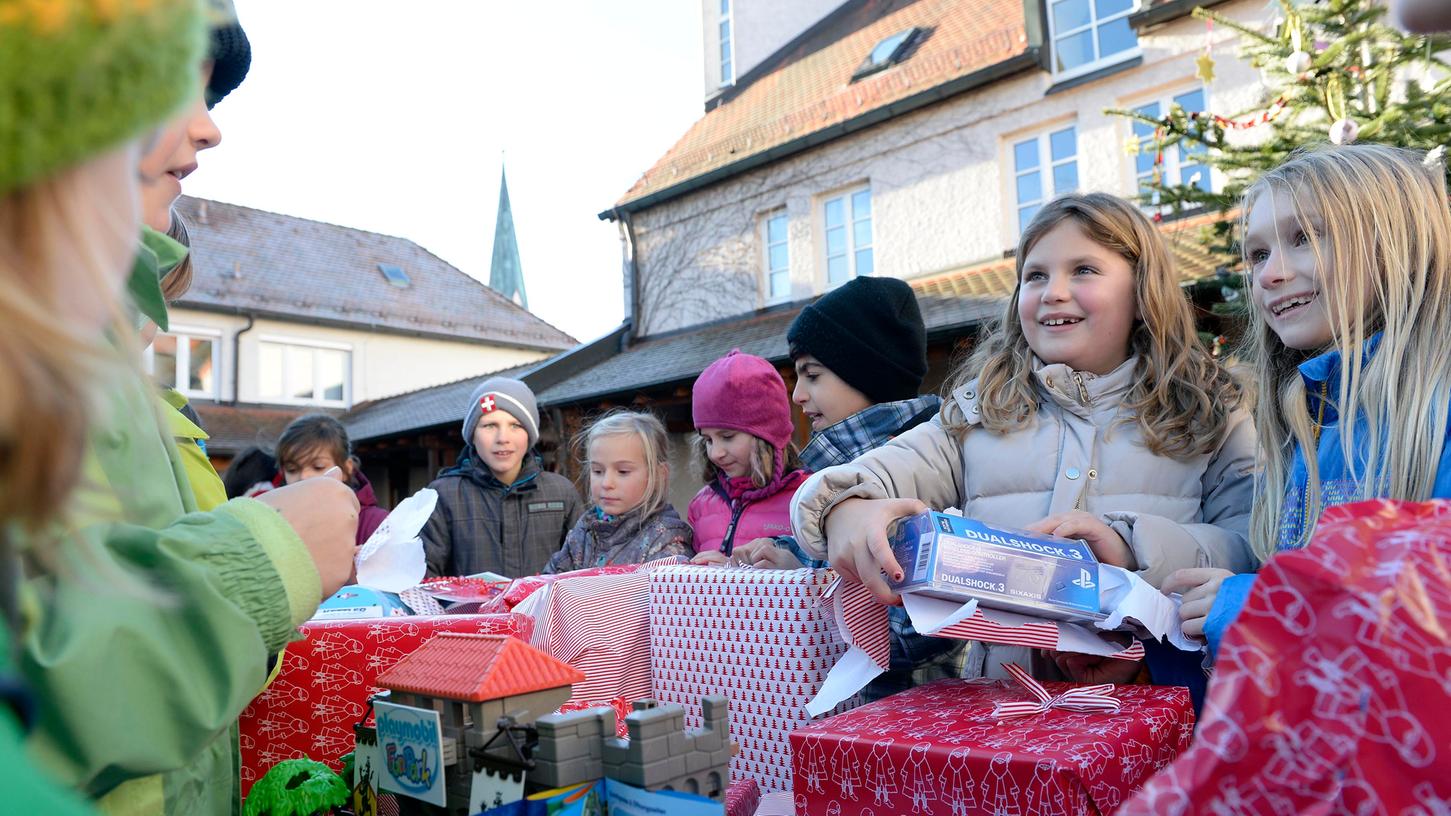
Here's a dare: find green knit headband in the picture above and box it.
[1,0,207,194]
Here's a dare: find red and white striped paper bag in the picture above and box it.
[649,565,867,793]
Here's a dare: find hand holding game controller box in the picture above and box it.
[886,510,1103,622]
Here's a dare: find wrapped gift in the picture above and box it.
[725,778,761,816]
[791,676,1194,815]
[514,557,686,708]
[650,565,863,793]
[238,612,532,799]
[1124,499,1451,814]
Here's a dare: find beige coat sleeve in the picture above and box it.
[1103,406,1259,588]
[789,415,965,561]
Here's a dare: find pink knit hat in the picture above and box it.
[692,349,795,450]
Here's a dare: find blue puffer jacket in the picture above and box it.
[1205,336,1451,658]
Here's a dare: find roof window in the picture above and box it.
[853,27,923,80]
[377,263,411,288]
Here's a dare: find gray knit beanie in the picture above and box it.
[462,377,540,448]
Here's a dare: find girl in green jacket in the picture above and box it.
[0,3,361,816]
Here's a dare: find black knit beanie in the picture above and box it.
[787,277,927,403]
[205,1,251,108]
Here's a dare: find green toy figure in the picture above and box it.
[243,759,349,816]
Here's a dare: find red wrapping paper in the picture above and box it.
[237,612,532,798]
[726,778,762,816]
[1124,499,1451,814]
[791,678,1194,815]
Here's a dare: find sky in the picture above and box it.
[187,1,706,343]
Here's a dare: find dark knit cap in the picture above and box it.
[205,1,251,108]
[787,277,927,403]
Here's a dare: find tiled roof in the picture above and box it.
[374,634,584,703]
[342,361,538,443]
[173,196,576,351]
[191,402,315,455]
[614,0,1032,210]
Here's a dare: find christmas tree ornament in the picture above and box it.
[1125,136,1142,156]
[1286,50,1313,74]
[1329,117,1360,144]
[1196,52,1217,83]
[1424,145,1446,167]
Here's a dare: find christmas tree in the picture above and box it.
[1109,0,1451,262]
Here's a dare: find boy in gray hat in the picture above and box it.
[421,377,583,577]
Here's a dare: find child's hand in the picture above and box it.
[1049,650,1142,685]
[1025,511,1136,569]
[730,538,803,570]
[1162,568,1235,637]
[823,497,926,604]
[257,477,361,598]
[691,550,729,566]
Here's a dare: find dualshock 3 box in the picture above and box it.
[886,511,1103,622]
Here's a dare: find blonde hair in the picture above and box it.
[580,409,673,518]
[0,152,139,536]
[160,207,194,303]
[692,432,804,489]
[1241,144,1451,560]
[943,192,1241,458]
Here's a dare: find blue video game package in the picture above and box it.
[886,511,1103,622]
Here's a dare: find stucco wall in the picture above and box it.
[643,0,1268,336]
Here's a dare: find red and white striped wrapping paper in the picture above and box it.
[514,557,686,708]
[648,566,864,794]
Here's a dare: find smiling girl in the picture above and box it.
[790,192,1257,682]
[688,350,810,559]
[1169,144,1451,657]
[543,410,693,572]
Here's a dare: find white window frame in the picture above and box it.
[145,325,222,400]
[718,0,734,87]
[1047,0,1141,81]
[821,185,873,289]
[1130,86,1214,210]
[1010,124,1079,237]
[762,209,791,304]
[256,335,352,408]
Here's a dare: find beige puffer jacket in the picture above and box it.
[790,356,1258,590]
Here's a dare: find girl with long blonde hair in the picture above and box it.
[791,192,1256,687]
[543,409,694,572]
[1173,143,1451,655]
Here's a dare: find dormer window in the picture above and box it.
[853,27,922,81]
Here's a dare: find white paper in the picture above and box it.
[900,592,980,634]
[807,644,883,717]
[354,488,436,593]
[1095,565,1200,651]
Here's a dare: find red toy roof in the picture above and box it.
[374,633,584,702]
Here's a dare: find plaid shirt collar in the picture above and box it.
[800,395,942,472]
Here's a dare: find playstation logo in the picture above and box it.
[1071,567,1096,589]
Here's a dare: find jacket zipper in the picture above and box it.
[720,501,749,556]
[1073,372,1092,511]
[1072,372,1091,405]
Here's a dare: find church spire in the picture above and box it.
[488,164,527,308]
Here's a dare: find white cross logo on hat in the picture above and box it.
[480,394,497,413]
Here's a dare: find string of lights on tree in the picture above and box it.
[1107,0,1451,246]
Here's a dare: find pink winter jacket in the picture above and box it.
[688,469,811,553]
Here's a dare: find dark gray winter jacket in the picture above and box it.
[421,451,584,578]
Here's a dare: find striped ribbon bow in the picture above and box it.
[991,662,1122,722]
